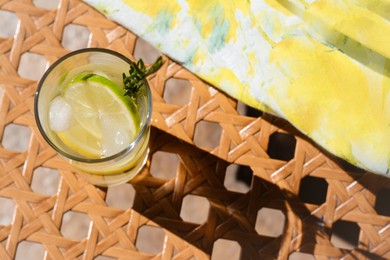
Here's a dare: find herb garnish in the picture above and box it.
[122,56,163,99]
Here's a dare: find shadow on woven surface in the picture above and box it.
[110,127,387,259]
[258,109,390,259]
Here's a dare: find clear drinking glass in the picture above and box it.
[34,48,151,186]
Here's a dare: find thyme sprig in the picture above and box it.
[123,56,163,99]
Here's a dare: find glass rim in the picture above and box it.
[34,47,152,163]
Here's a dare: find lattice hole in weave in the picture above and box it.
[62,24,90,51]
[375,188,390,217]
[236,100,248,116]
[180,194,210,224]
[0,10,18,38]
[255,207,285,238]
[224,164,251,193]
[330,220,360,250]
[150,151,179,179]
[194,120,222,150]
[163,78,193,107]
[136,225,165,254]
[33,0,60,10]
[245,104,263,118]
[60,211,91,241]
[267,132,296,161]
[2,123,31,152]
[211,239,241,260]
[0,196,15,226]
[134,37,162,64]
[18,52,48,81]
[106,183,135,210]
[298,176,328,205]
[31,167,61,196]
[15,241,45,260]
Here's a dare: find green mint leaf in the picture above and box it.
[123,56,163,99]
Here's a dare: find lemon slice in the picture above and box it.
[56,73,139,158]
[57,124,102,158]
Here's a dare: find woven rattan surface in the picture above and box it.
[1,0,390,259]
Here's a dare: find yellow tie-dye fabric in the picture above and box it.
[84,0,390,176]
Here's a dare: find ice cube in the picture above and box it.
[49,96,73,132]
[100,114,132,157]
[93,70,110,78]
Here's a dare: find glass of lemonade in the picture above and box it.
[34,48,152,186]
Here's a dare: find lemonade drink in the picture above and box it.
[34,49,152,186]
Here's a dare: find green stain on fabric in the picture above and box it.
[195,20,202,32]
[183,48,198,67]
[207,4,230,52]
[151,9,174,33]
[208,19,230,53]
[188,2,230,53]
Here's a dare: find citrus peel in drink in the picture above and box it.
[50,73,140,159]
